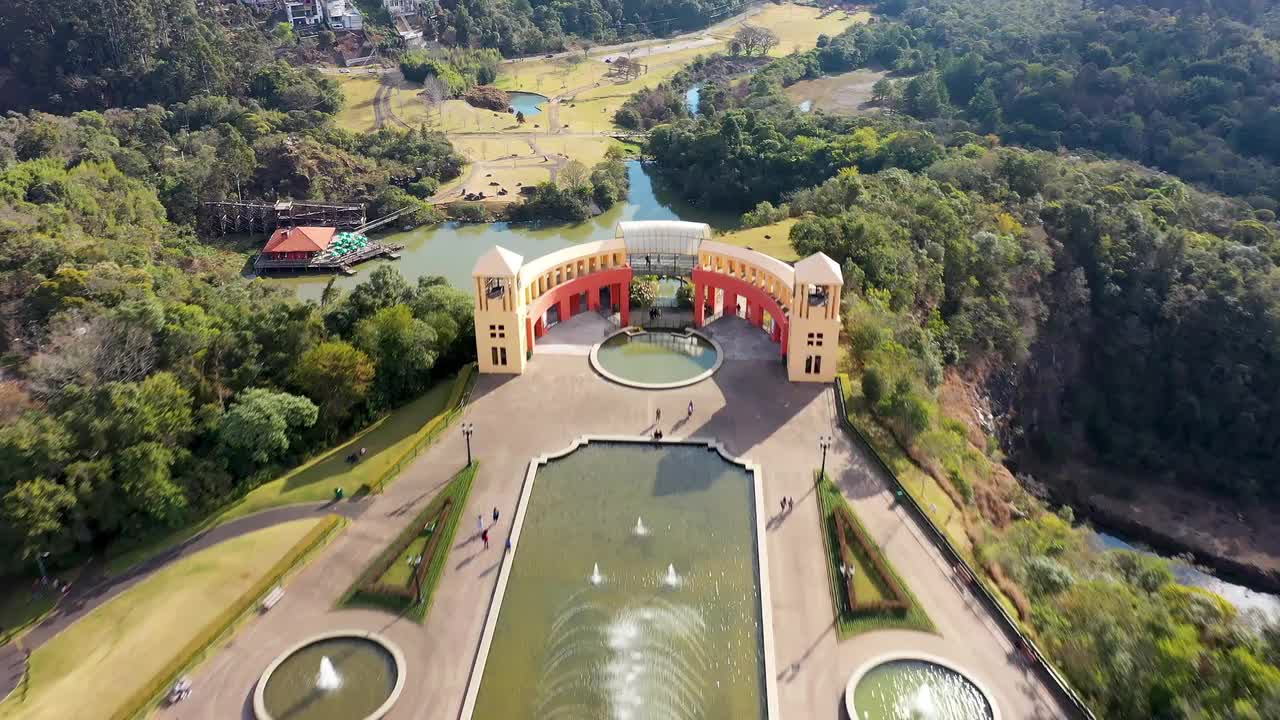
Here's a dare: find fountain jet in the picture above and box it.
[633,516,649,536]
[316,656,342,691]
[662,563,681,588]
[590,563,604,586]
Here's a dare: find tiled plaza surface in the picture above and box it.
[158,315,1069,720]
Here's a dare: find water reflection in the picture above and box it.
[259,163,735,303]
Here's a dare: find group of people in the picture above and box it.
[478,507,499,549]
[651,402,695,440]
[779,496,796,513]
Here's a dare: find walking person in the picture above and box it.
[477,514,484,534]
[780,498,787,513]
[482,528,490,549]
[492,507,500,524]
[687,401,694,418]
[656,407,662,423]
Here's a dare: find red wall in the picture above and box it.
[527,267,634,328]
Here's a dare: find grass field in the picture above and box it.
[101,375,462,578]
[714,219,799,261]
[222,378,455,521]
[838,375,972,557]
[785,68,888,115]
[816,474,934,639]
[334,3,868,141]
[0,519,324,720]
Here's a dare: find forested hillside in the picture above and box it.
[650,4,1280,504]
[432,0,750,55]
[0,0,475,573]
[646,44,1280,716]
[866,0,1280,205]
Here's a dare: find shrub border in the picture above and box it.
[834,374,1095,719]
[108,514,346,720]
[344,462,478,621]
[832,502,910,614]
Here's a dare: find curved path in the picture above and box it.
[0,500,367,701]
[156,314,1073,720]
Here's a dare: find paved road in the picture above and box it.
[0,500,366,702]
[158,314,1071,720]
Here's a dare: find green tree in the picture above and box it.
[292,341,375,425]
[355,305,439,402]
[219,388,319,465]
[1,478,77,561]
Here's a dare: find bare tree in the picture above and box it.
[733,25,780,56]
[420,76,448,122]
[559,160,590,190]
[28,313,156,399]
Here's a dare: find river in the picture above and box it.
[1094,531,1280,623]
[257,162,734,303]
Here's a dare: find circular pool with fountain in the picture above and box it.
[254,631,405,720]
[590,329,722,389]
[845,655,997,720]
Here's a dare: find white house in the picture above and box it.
[284,0,322,25]
[323,0,364,30]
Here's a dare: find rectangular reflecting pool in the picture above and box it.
[464,440,773,720]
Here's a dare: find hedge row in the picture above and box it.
[833,503,910,615]
[110,515,345,720]
[346,462,478,620]
[359,497,454,601]
[370,363,477,493]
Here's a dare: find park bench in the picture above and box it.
[260,586,285,612]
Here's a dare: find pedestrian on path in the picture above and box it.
[492,507,500,523]
[687,401,694,417]
[477,514,484,533]
[780,498,787,513]
[788,497,794,511]
[482,528,490,549]
[656,407,661,422]
[505,538,512,552]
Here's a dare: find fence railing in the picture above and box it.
[832,375,1097,720]
[370,364,477,494]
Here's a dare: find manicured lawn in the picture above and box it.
[221,378,455,522]
[382,534,431,587]
[343,462,477,622]
[715,219,799,261]
[839,375,972,557]
[105,374,467,577]
[816,475,934,639]
[0,519,325,720]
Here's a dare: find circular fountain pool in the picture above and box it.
[590,329,722,389]
[254,631,405,720]
[845,654,997,720]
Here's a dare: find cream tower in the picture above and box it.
[472,246,528,374]
[786,252,843,383]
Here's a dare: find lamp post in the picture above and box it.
[36,551,51,584]
[818,435,833,484]
[462,423,475,466]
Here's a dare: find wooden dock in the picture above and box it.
[253,243,404,274]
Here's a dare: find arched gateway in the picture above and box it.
[472,220,842,383]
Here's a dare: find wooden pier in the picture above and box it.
[201,200,366,235]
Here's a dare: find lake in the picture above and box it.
[508,91,549,117]
[258,162,735,302]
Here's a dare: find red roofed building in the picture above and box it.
[261,227,336,261]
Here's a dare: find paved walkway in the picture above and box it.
[153,320,1070,720]
[0,501,366,702]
